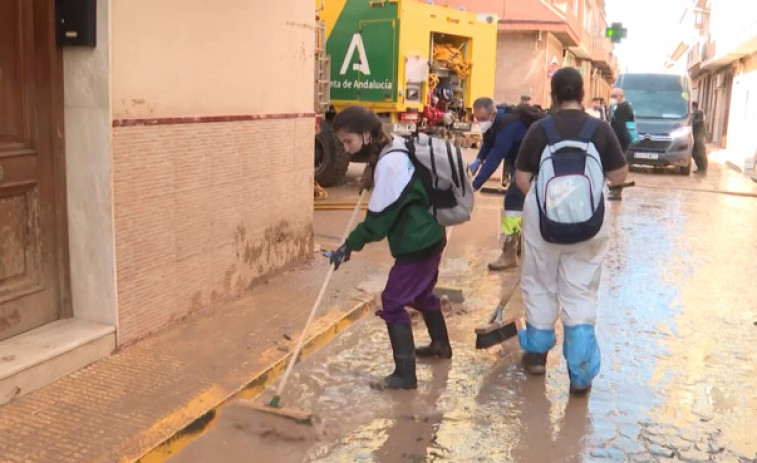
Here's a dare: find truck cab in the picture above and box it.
[615,73,694,175]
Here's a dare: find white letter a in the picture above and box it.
[340,33,371,75]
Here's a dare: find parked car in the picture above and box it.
[615,73,694,175]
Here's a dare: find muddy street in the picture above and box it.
[167,160,757,463]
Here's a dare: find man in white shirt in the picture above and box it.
[585,97,604,120]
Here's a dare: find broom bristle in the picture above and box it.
[237,398,314,425]
[475,321,517,349]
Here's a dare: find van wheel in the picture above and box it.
[680,159,692,175]
[315,122,350,187]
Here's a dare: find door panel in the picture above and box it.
[0,0,64,341]
[0,0,32,150]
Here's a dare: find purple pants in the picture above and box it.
[377,252,443,324]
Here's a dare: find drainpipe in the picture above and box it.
[543,36,550,108]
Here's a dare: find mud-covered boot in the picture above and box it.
[568,369,592,396]
[569,381,592,396]
[488,234,518,271]
[370,323,417,390]
[607,186,623,201]
[415,310,452,359]
[521,351,548,375]
[516,232,522,257]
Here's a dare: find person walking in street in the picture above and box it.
[514,67,629,395]
[608,87,635,199]
[328,105,452,391]
[691,101,708,174]
[468,98,543,270]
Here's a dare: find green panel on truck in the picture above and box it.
[327,1,398,103]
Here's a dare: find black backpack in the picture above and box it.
[484,104,545,145]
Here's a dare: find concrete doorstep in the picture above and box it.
[0,319,116,406]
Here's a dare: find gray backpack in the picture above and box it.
[402,134,475,226]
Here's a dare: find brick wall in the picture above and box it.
[112,116,314,345]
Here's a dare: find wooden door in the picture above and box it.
[0,0,68,341]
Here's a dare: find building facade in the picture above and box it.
[0,0,315,404]
[670,0,757,162]
[425,0,618,108]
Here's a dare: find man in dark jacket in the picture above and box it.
[609,88,635,152]
[691,101,708,174]
[469,97,542,270]
[608,88,635,200]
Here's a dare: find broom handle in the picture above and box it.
[499,273,520,308]
[272,189,368,402]
[440,227,453,260]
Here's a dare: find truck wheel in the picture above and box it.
[680,159,692,175]
[315,122,350,187]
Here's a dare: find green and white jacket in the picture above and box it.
[345,138,445,261]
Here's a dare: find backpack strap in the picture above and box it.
[428,140,439,190]
[401,138,414,156]
[540,117,562,146]
[444,141,461,188]
[379,137,411,159]
[454,144,467,197]
[576,117,600,143]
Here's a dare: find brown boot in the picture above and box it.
[607,187,623,201]
[488,234,518,271]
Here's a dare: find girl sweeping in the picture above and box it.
[327,105,451,390]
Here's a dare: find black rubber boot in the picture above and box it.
[415,310,452,359]
[370,323,417,390]
[521,351,548,375]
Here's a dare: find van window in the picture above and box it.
[619,74,690,119]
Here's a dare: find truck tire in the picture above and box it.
[315,122,350,187]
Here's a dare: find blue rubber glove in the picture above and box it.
[469,158,481,175]
[327,243,351,270]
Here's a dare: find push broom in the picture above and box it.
[475,268,520,349]
[475,191,519,349]
[239,189,368,424]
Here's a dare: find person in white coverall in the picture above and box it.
[514,67,628,395]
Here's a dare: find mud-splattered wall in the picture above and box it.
[112,118,314,346]
[109,0,315,345]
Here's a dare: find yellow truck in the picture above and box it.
[314,0,498,186]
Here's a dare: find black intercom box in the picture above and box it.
[56,0,97,47]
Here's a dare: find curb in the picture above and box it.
[132,295,378,463]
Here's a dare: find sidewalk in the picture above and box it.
[0,163,506,463]
[706,144,757,195]
[628,145,757,198]
[0,254,389,463]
